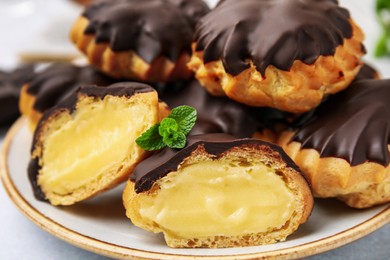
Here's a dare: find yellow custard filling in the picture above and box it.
[38,96,154,196]
[138,161,296,239]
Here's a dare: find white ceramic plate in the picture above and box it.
[1,119,389,259]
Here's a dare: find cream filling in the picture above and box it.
[38,96,153,196]
[138,161,296,239]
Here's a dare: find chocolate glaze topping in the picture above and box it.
[131,133,300,193]
[353,63,379,82]
[194,0,353,76]
[293,79,390,166]
[27,63,116,113]
[82,0,208,63]
[0,65,35,124]
[159,80,288,138]
[168,0,210,28]
[29,82,156,201]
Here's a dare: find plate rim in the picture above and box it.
[1,118,389,260]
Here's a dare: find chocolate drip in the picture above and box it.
[194,0,353,76]
[27,64,116,113]
[131,133,299,193]
[159,80,288,138]
[29,82,156,199]
[293,79,390,166]
[0,65,35,124]
[82,0,202,63]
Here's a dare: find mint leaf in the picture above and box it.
[159,118,187,149]
[168,106,197,135]
[163,132,186,149]
[135,106,197,151]
[376,1,390,57]
[136,124,166,151]
[375,34,388,57]
[159,118,179,137]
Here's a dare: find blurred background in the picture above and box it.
[0,0,82,68]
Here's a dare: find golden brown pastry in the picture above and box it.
[123,134,313,248]
[278,79,390,208]
[70,0,209,82]
[19,63,116,130]
[29,83,160,206]
[188,0,365,113]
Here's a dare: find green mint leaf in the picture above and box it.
[136,106,197,151]
[163,131,187,149]
[135,124,166,151]
[168,105,197,135]
[376,0,390,14]
[159,118,179,137]
[375,34,388,57]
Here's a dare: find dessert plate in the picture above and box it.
[1,118,389,259]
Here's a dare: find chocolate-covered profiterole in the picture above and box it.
[195,0,353,75]
[29,82,156,201]
[83,0,208,63]
[26,63,115,113]
[293,79,390,166]
[160,80,288,138]
[131,133,300,193]
[0,65,35,124]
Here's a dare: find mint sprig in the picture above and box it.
[136,106,197,151]
[375,0,390,57]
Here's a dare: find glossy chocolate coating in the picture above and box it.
[27,63,116,113]
[168,0,210,28]
[0,65,35,124]
[354,63,379,81]
[194,0,353,75]
[29,82,156,201]
[82,0,208,63]
[131,133,300,193]
[293,79,390,166]
[159,80,288,138]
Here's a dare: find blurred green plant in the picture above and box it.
[376,0,390,57]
